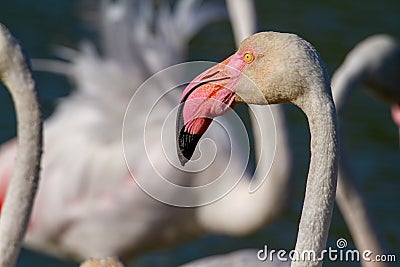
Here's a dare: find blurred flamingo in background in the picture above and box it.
[331,34,400,266]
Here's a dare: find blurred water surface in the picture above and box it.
[0,0,399,266]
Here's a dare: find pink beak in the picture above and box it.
[176,54,247,165]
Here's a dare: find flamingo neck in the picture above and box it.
[292,88,338,267]
[331,62,364,114]
[0,24,42,267]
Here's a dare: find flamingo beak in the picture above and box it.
[391,104,400,146]
[176,54,246,165]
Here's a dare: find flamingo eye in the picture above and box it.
[243,52,254,63]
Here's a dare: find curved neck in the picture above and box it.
[0,24,42,267]
[332,45,391,266]
[331,57,364,114]
[292,89,338,267]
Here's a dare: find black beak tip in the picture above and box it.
[178,152,189,166]
[177,129,203,167]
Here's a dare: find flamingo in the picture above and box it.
[178,34,400,267]
[0,24,42,267]
[331,34,400,266]
[176,31,338,266]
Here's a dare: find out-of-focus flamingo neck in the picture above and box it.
[391,104,400,144]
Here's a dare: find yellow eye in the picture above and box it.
[243,52,254,63]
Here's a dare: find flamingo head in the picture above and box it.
[176,32,327,165]
[175,54,243,165]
